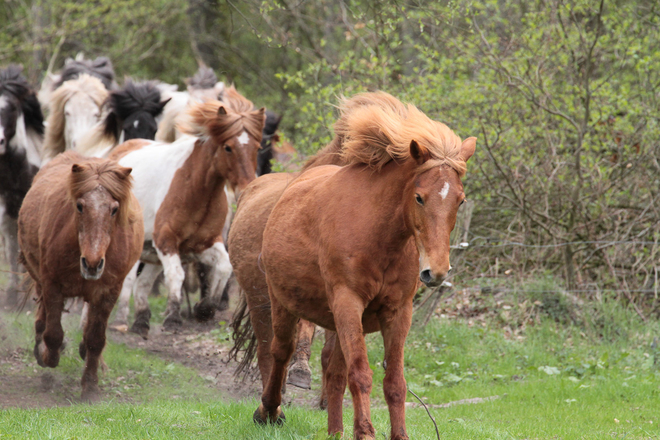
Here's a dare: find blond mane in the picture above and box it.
[62,151,139,227]
[336,92,467,176]
[42,75,108,160]
[176,94,265,145]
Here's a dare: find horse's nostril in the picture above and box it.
[0,138,5,145]
[420,269,433,284]
[98,259,104,270]
[81,257,88,270]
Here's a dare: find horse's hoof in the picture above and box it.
[81,387,101,403]
[217,297,229,312]
[163,313,183,329]
[319,394,328,410]
[33,340,46,367]
[287,363,312,390]
[79,340,86,360]
[253,404,286,426]
[129,321,150,340]
[193,299,215,322]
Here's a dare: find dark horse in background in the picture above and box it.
[0,64,44,306]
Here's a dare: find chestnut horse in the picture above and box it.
[254,92,476,440]
[109,87,264,336]
[18,151,143,401]
[229,137,345,394]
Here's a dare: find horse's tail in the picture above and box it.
[15,252,35,312]
[228,289,258,379]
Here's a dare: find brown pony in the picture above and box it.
[18,151,143,401]
[253,92,476,440]
[229,135,346,394]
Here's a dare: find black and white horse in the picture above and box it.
[0,65,44,306]
[77,80,171,157]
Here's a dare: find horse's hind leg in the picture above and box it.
[80,288,118,402]
[110,261,140,331]
[33,285,46,367]
[36,285,65,368]
[129,263,161,339]
[156,249,185,329]
[287,319,315,389]
[319,329,337,410]
[254,294,298,426]
[194,242,232,321]
[324,333,347,436]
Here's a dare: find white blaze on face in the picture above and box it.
[439,182,450,200]
[237,131,249,146]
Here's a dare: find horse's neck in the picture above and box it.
[355,159,417,246]
[184,140,227,200]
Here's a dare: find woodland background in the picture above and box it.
[2,0,659,313]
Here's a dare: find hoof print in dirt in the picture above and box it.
[81,388,101,404]
[253,405,286,426]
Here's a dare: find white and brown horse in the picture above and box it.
[0,64,44,306]
[109,92,264,336]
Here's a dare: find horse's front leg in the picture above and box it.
[254,292,298,426]
[129,263,161,338]
[37,285,65,368]
[323,331,347,436]
[194,241,232,321]
[80,288,119,402]
[109,261,140,331]
[287,319,316,390]
[1,214,21,306]
[156,248,185,329]
[319,329,338,410]
[332,289,375,440]
[378,302,413,440]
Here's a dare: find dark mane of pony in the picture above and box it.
[102,80,166,139]
[187,66,218,90]
[0,65,44,135]
[54,57,116,90]
[61,152,137,227]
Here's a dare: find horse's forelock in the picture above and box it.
[68,159,136,227]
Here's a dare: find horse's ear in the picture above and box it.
[71,164,86,174]
[114,166,132,180]
[410,140,430,164]
[156,97,172,114]
[217,106,228,116]
[459,137,477,163]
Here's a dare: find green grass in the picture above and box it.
[2,280,660,439]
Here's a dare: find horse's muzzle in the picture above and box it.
[81,257,105,281]
[419,266,451,287]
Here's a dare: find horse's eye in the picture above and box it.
[415,194,424,206]
[111,207,118,217]
[224,145,232,153]
[76,203,83,213]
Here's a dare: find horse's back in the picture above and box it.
[107,139,153,161]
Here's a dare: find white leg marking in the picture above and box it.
[134,263,162,314]
[156,249,185,313]
[439,182,450,200]
[198,242,233,305]
[112,261,141,326]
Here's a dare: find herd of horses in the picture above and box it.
[0,56,475,440]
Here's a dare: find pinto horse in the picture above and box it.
[109,89,264,336]
[41,74,108,162]
[18,151,143,401]
[77,79,171,157]
[0,64,44,306]
[254,92,476,440]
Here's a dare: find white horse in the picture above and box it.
[41,74,108,163]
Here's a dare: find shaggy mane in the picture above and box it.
[221,85,256,114]
[336,92,467,176]
[0,64,45,136]
[177,93,265,146]
[63,151,138,227]
[42,75,108,160]
[187,66,218,90]
[54,56,116,90]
